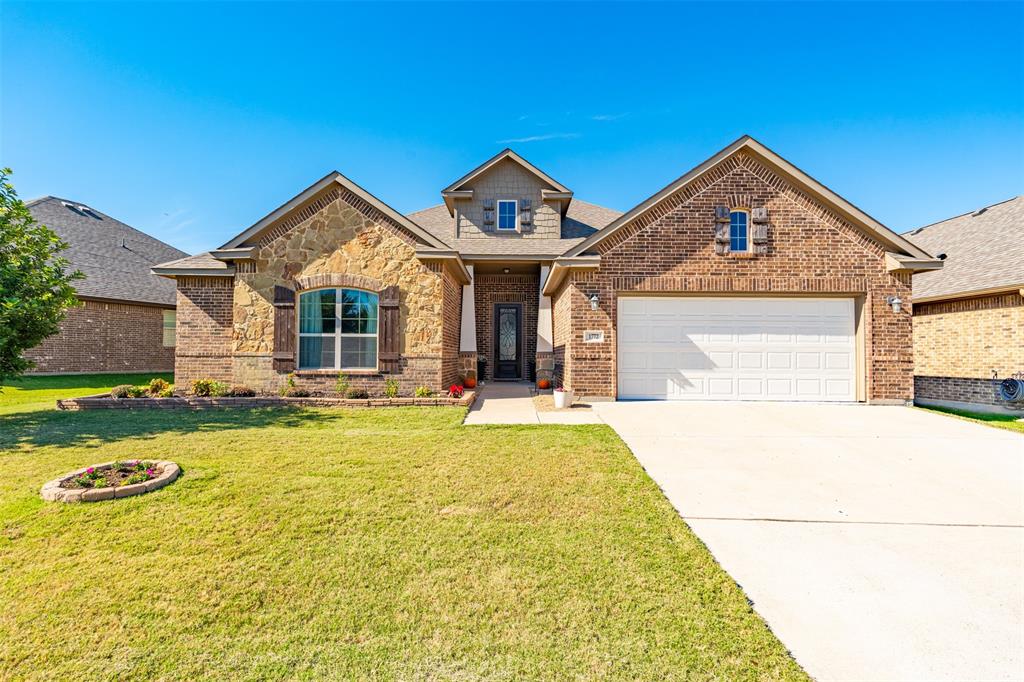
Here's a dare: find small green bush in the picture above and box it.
[158,386,175,398]
[414,386,432,398]
[126,385,147,398]
[383,377,399,399]
[191,378,228,397]
[346,388,369,400]
[110,385,132,399]
[147,377,170,395]
[284,386,311,398]
[227,385,256,397]
[335,373,350,396]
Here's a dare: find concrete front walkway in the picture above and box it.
[593,401,1024,682]
[463,383,603,425]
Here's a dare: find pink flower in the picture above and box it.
[86,467,94,474]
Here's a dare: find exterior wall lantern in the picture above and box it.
[886,295,903,314]
[589,293,600,311]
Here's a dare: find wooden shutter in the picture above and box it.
[519,198,533,233]
[713,205,730,255]
[482,198,495,232]
[752,207,769,254]
[378,285,400,373]
[272,285,296,372]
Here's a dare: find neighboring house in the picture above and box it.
[907,196,1024,413]
[24,197,188,374]
[153,136,940,402]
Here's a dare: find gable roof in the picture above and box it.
[905,196,1024,301]
[27,196,188,306]
[441,149,573,216]
[562,135,936,261]
[221,171,450,250]
[407,199,622,258]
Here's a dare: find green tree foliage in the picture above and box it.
[0,169,82,382]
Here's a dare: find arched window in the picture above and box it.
[298,288,378,370]
[729,210,749,252]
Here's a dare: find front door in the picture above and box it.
[493,304,522,380]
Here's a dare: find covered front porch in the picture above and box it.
[457,259,555,385]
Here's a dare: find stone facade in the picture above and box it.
[551,151,913,402]
[454,159,561,239]
[473,273,540,381]
[24,298,175,375]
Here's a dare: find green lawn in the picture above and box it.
[0,372,173,415]
[0,379,805,680]
[918,405,1024,434]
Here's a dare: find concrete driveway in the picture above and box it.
[593,402,1024,682]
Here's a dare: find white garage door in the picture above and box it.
[617,297,856,401]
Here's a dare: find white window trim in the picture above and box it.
[496,199,518,231]
[729,209,751,253]
[297,287,379,371]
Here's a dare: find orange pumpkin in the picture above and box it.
[463,376,477,389]
[537,378,551,390]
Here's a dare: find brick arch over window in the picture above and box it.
[294,273,384,292]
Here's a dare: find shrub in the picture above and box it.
[158,386,175,398]
[346,388,369,400]
[284,386,311,398]
[227,385,256,397]
[335,373,350,396]
[110,385,132,399]
[191,378,228,397]
[147,377,170,396]
[126,385,147,398]
[383,377,399,399]
[414,386,432,398]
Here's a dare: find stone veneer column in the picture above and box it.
[458,265,478,381]
[536,264,554,382]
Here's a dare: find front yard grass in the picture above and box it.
[917,405,1024,434]
[1,396,805,679]
[0,372,173,415]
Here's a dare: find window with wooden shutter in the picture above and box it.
[713,205,730,254]
[272,285,296,372]
[482,198,495,232]
[378,285,400,373]
[752,207,769,254]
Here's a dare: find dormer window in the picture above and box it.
[497,200,518,230]
[729,210,750,252]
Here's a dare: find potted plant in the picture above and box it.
[553,385,573,409]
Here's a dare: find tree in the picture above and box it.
[0,168,82,383]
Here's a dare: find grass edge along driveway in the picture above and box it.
[0,383,807,680]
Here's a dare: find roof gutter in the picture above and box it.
[414,248,472,284]
[151,266,236,279]
[884,252,945,274]
[541,255,601,296]
[913,285,1024,305]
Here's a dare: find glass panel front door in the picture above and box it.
[494,305,521,379]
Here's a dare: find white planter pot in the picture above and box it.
[553,390,573,409]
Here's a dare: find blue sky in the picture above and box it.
[2,1,1022,254]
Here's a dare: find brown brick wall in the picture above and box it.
[175,276,234,388]
[914,375,1021,410]
[551,283,571,387]
[913,292,1024,379]
[473,274,539,381]
[24,298,175,374]
[440,266,464,388]
[557,150,913,401]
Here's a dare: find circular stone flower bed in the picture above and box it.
[41,460,180,503]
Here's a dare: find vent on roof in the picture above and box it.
[972,207,988,217]
[61,202,101,219]
[936,253,947,260]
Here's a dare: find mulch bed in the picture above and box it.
[61,461,164,489]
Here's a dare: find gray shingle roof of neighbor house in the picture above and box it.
[906,196,1024,301]
[407,199,623,257]
[26,196,189,307]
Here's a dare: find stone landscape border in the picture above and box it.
[56,391,476,411]
[41,461,180,503]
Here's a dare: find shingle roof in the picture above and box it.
[26,196,189,306]
[906,196,1024,300]
[407,198,622,257]
[152,252,231,272]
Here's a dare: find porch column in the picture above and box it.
[536,264,554,382]
[459,265,478,381]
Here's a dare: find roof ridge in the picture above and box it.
[906,195,1022,235]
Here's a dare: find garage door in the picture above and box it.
[617,297,856,401]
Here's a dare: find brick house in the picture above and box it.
[154,136,941,402]
[907,196,1024,413]
[24,197,188,374]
